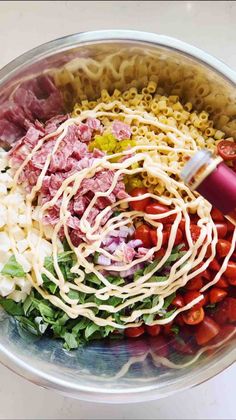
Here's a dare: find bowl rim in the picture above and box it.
[0,30,235,403]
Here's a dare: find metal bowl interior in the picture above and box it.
[0,31,235,403]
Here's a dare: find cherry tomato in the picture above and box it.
[175,314,185,327]
[150,229,168,247]
[217,139,236,161]
[208,258,221,272]
[215,222,228,238]
[228,277,236,286]
[171,337,194,355]
[124,326,145,338]
[216,239,232,258]
[209,287,228,304]
[172,295,185,308]
[213,297,236,324]
[216,277,229,288]
[195,316,220,345]
[145,324,161,337]
[154,249,166,259]
[182,307,205,325]
[190,225,201,242]
[208,325,236,346]
[148,335,169,357]
[184,291,205,310]
[225,261,236,280]
[211,208,224,222]
[164,225,183,246]
[129,188,151,212]
[186,275,204,291]
[227,220,235,233]
[134,224,152,248]
[145,203,176,223]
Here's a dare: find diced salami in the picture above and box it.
[112,120,132,140]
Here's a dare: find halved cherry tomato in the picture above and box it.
[182,307,205,325]
[227,220,235,233]
[150,229,169,247]
[208,324,236,346]
[211,208,224,222]
[195,316,220,345]
[186,275,204,291]
[172,295,185,308]
[208,258,221,272]
[228,277,236,286]
[171,337,194,355]
[209,287,228,304]
[190,225,201,242]
[216,277,228,288]
[129,188,151,212]
[145,203,176,223]
[145,324,161,337]
[217,139,236,161]
[164,225,183,246]
[175,314,185,327]
[184,291,205,310]
[134,224,152,248]
[215,222,228,238]
[224,261,236,280]
[148,335,169,357]
[216,239,232,258]
[213,297,236,324]
[163,322,174,336]
[154,248,166,259]
[124,326,145,338]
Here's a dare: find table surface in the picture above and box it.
[0,1,235,419]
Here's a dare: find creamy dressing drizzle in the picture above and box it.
[6,105,236,328]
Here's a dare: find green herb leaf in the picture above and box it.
[0,298,24,316]
[171,325,180,335]
[142,313,155,325]
[1,256,25,278]
[85,323,100,339]
[143,260,159,276]
[38,302,55,319]
[67,290,80,300]
[163,293,176,309]
[44,251,74,273]
[147,276,167,283]
[63,332,78,350]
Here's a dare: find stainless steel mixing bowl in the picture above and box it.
[0,30,235,403]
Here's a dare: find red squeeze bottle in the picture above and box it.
[181,150,236,226]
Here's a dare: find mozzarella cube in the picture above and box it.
[11,226,25,241]
[0,232,11,252]
[17,239,29,253]
[0,204,7,228]
[15,277,32,294]
[9,290,27,303]
[0,184,7,195]
[17,214,27,227]
[0,275,15,297]
[15,253,31,273]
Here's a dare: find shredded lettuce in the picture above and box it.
[1,255,25,278]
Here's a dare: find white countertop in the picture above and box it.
[0,1,235,419]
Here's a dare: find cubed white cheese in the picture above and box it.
[0,172,13,188]
[17,239,29,253]
[0,232,11,252]
[9,290,27,303]
[0,184,7,195]
[15,253,32,273]
[0,204,7,228]
[15,277,32,294]
[10,226,25,241]
[17,214,27,227]
[0,275,15,297]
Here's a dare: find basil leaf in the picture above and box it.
[143,260,159,276]
[67,290,80,300]
[72,318,90,334]
[44,251,74,273]
[163,293,176,309]
[86,273,101,286]
[85,323,100,339]
[42,274,58,294]
[63,332,78,350]
[16,316,41,336]
[171,325,180,335]
[38,302,55,319]
[0,298,24,316]
[1,256,25,278]
[142,313,154,325]
[148,276,167,282]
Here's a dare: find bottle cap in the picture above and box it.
[180,150,212,183]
